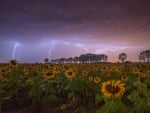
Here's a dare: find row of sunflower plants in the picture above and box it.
[0,61,150,113]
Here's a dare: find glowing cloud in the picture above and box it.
[74,43,89,53]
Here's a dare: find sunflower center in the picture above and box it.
[106,84,120,94]
[68,72,73,76]
[46,72,53,76]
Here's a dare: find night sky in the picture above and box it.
[0,0,150,62]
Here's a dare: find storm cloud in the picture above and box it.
[0,0,150,62]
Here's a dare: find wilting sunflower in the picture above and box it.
[101,80,125,98]
[43,71,56,79]
[65,69,75,79]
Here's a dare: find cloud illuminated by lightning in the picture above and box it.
[95,46,131,54]
[74,43,89,53]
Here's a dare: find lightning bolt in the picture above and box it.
[75,43,89,53]
[48,41,56,60]
[12,42,20,60]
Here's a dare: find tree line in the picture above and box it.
[44,50,150,64]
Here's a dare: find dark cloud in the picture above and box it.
[0,0,150,62]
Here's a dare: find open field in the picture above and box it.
[0,62,150,113]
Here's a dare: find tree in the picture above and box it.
[68,57,73,63]
[119,53,127,63]
[73,56,79,63]
[44,58,49,63]
[100,54,108,62]
[139,50,150,62]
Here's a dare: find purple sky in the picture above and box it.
[0,0,150,62]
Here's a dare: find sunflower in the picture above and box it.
[25,78,33,86]
[132,67,140,74]
[110,66,122,73]
[101,66,108,73]
[121,75,128,81]
[22,67,29,76]
[93,77,101,84]
[43,71,56,79]
[4,67,11,74]
[139,73,148,83]
[101,80,125,98]
[9,60,18,68]
[65,69,75,79]
[63,65,69,70]
[82,70,88,76]
[60,104,67,110]
[0,68,7,74]
[88,76,93,82]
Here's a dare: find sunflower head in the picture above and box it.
[5,67,11,74]
[82,70,88,76]
[101,80,125,98]
[25,78,33,86]
[65,69,75,79]
[132,67,140,75]
[22,67,29,76]
[93,77,101,84]
[9,60,18,68]
[60,104,67,110]
[1,67,11,75]
[43,71,56,79]
[121,75,128,81]
[139,73,148,83]
[63,65,69,70]
[88,76,93,82]
[101,66,108,73]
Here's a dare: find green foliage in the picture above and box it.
[97,98,128,113]
[128,80,150,113]
[29,76,57,112]
[95,93,103,104]
[0,63,150,113]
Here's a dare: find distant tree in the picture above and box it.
[139,52,146,62]
[101,54,108,62]
[119,53,127,63]
[73,56,79,63]
[44,58,49,63]
[68,57,73,63]
[139,50,150,62]
[51,53,108,64]
[59,58,65,64]
[79,54,87,63]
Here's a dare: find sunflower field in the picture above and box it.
[0,60,150,113]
